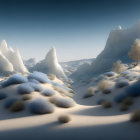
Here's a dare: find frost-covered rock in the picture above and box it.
[1,73,28,87]
[31,48,67,80]
[115,80,129,88]
[28,71,50,83]
[114,79,140,102]
[125,73,138,81]
[125,80,140,97]
[41,89,56,96]
[104,71,117,77]
[50,97,75,108]
[29,82,43,92]
[120,70,131,76]
[29,99,54,114]
[18,83,35,94]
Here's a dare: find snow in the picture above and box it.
[24,58,37,68]
[71,22,140,82]
[52,97,75,108]
[0,92,7,100]
[29,98,55,114]
[115,80,129,88]
[28,71,50,83]
[0,40,28,73]
[17,83,35,94]
[0,51,13,73]
[2,22,140,140]
[1,73,28,87]
[31,48,67,80]
[60,58,94,76]
[4,97,19,108]
[41,89,56,96]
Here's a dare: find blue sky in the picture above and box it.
[0,0,140,61]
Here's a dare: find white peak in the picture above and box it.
[33,47,67,79]
[45,47,58,63]
[1,40,8,51]
[0,40,28,73]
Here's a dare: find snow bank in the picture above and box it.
[29,99,55,114]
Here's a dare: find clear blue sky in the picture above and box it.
[0,0,140,61]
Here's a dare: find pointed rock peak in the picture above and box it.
[49,47,56,55]
[1,40,8,50]
[45,47,58,63]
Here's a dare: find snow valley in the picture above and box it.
[1,21,140,140]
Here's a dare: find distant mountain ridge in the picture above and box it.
[60,58,94,76]
[71,22,140,81]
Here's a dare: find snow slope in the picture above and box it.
[60,58,94,76]
[31,48,67,80]
[0,67,140,140]
[0,40,28,74]
[71,22,140,80]
[24,58,37,68]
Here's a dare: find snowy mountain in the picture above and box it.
[30,48,67,79]
[60,58,94,76]
[71,22,140,81]
[0,40,28,74]
[24,58,37,68]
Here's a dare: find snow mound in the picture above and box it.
[41,89,56,96]
[31,48,67,80]
[1,73,28,87]
[29,99,55,114]
[0,40,28,73]
[115,80,129,88]
[50,96,75,108]
[17,81,43,94]
[18,83,35,94]
[28,71,50,83]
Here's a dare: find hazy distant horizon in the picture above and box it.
[1,0,140,61]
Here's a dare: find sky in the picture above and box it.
[0,0,140,61]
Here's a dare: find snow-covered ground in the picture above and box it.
[1,22,140,140]
[1,66,140,140]
[60,58,94,76]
